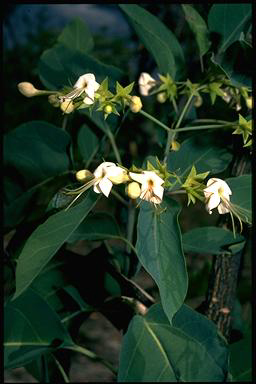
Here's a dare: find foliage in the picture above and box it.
[4,4,252,382]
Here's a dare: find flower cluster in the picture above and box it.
[72,161,165,206]
[18,73,143,118]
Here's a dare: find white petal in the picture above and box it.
[143,171,164,186]
[129,172,146,184]
[93,184,101,194]
[138,73,156,96]
[74,73,96,88]
[217,203,230,214]
[153,185,164,200]
[150,196,162,204]
[99,177,113,197]
[94,81,100,91]
[93,162,116,178]
[206,193,220,212]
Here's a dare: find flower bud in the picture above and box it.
[170,140,181,151]
[157,92,167,103]
[76,169,93,182]
[17,82,42,97]
[48,94,60,108]
[246,97,252,109]
[194,95,203,107]
[60,100,75,114]
[126,182,141,199]
[129,96,142,113]
[108,171,129,185]
[104,104,113,114]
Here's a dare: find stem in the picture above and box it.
[62,115,68,130]
[192,119,232,125]
[53,356,70,383]
[167,189,187,195]
[111,189,129,207]
[177,124,234,132]
[65,345,117,375]
[171,97,178,114]
[139,109,172,132]
[163,130,175,164]
[126,200,136,253]
[175,86,206,129]
[106,127,122,164]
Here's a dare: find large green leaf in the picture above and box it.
[4,288,73,369]
[167,132,232,190]
[136,197,187,324]
[67,212,137,256]
[57,17,94,53]
[39,43,123,91]
[208,4,252,54]
[118,303,229,381]
[226,174,252,224]
[119,4,185,79]
[182,227,245,255]
[77,124,99,167]
[182,5,211,57]
[229,330,252,382]
[12,190,99,300]
[4,121,70,188]
[4,172,71,231]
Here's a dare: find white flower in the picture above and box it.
[93,162,127,197]
[203,178,232,214]
[60,73,100,105]
[129,171,164,204]
[138,72,156,96]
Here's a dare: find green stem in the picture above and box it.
[192,119,232,125]
[62,115,68,130]
[175,86,206,129]
[65,345,117,375]
[171,97,178,114]
[167,189,187,195]
[163,130,175,164]
[126,200,136,253]
[52,356,70,383]
[177,124,234,132]
[106,127,122,164]
[139,109,172,132]
[111,189,129,207]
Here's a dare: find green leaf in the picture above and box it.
[77,124,99,167]
[12,190,99,301]
[229,330,252,381]
[118,303,229,381]
[4,121,70,188]
[226,174,252,224]
[67,212,137,256]
[57,18,94,53]
[4,288,73,369]
[167,132,232,190]
[4,172,71,231]
[136,197,187,323]
[208,4,252,54]
[119,4,185,79]
[182,5,211,57]
[182,226,245,255]
[39,44,124,91]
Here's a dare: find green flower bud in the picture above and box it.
[157,92,167,103]
[104,104,113,114]
[48,94,60,108]
[76,169,93,182]
[60,100,75,114]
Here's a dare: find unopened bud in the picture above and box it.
[194,95,203,107]
[48,94,60,108]
[129,96,142,113]
[157,92,167,103]
[76,169,93,182]
[126,182,141,199]
[108,171,129,185]
[246,97,252,109]
[171,140,181,151]
[104,105,113,114]
[60,100,75,114]
[235,103,242,112]
[17,82,43,97]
